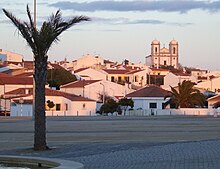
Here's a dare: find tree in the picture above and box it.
[118,98,134,112]
[98,92,113,104]
[3,5,90,150]
[100,99,118,114]
[47,68,77,89]
[165,80,206,108]
[46,100,55,116]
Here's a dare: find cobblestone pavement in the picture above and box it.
[1,140,220,169]
[68,140,220,169]
[1,116,220,168]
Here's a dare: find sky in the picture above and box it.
[0,0,220,70]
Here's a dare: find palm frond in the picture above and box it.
[2,8,36,51]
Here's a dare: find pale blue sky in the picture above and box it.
[0,0,220,70]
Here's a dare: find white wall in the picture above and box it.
[0,50,23,62]
[126,108,215,116]
[132,97,167,110]
[0,84,33,95]
[162,72,197,90]
[196,77,220,93]
[73,54,104,70]
[61,80,127,101]
[75,68,107,80]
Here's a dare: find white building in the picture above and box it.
[126,85,170,112]
[0,49,23,63]
[60,79,131,102]
[74,67,107,80]
[0,74,33,95]
[146,39,179,69]
[72,54,104,70]
[195,77,220,93]
[162,72,197,90]
[6,88,97,116]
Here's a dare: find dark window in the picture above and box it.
[82,103,86,109]
[125,76,129,82]
[118,76,122,82]
[111,76,115,82]
[149,103,157,109]
[173,47,176,54]
[164,61,167,65]
[135,76,138,82]
[65,104,68,111]
[56,104,61,111]
[155,47,157,53]
[162,103,166,109]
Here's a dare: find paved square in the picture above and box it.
[0,116,220,168]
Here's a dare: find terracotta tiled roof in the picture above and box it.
[5,88,95,102]
[14,72,33,77]
[0,76,33,85]
[150,68,170,71]
[74,67,89,73]
[61,80,100,88]
[49,63,64,69]
[126,85,170,98]
[172,72,190,76]
[126,69,144,74]
[0,72,12,77]
[102,69,130,74]
[23,61,34,70]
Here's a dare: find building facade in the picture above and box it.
[146,39,179,69]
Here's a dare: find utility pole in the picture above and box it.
[32,0,36,119]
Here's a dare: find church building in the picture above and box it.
[146,39,179,69]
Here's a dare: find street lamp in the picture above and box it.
[100,83,105,104]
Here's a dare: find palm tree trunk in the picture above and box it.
[34,55,48,150]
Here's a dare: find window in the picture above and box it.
[149,103,157,109]
[125,76,129,82]
[162,103,166,109]
[118,76,122,82]
[164,61,167,65]
[56,104,61,111]
[135,76,138,82]
[173,47,176,54]
[111,76,115,82]
[155,47,157,53]
[65,103,68,111]
[82,103,86,109]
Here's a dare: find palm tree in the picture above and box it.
[3,5,90,150]
[165,80,205,108]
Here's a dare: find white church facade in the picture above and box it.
[146,39,179,69]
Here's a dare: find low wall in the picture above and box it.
[126,108,217,116]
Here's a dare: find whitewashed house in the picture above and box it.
[207,94,220,109]
[5,88,97,116]
[126,85,170,112]
[0,49,23,63]
[74,67,107,80]
[72,54,104,70]
[162,72,197,90]
[0,74,33,95]
[195,77,220,93]
[60,79,130,102]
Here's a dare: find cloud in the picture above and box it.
[49,0,220,13]
[91,17,193,27]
